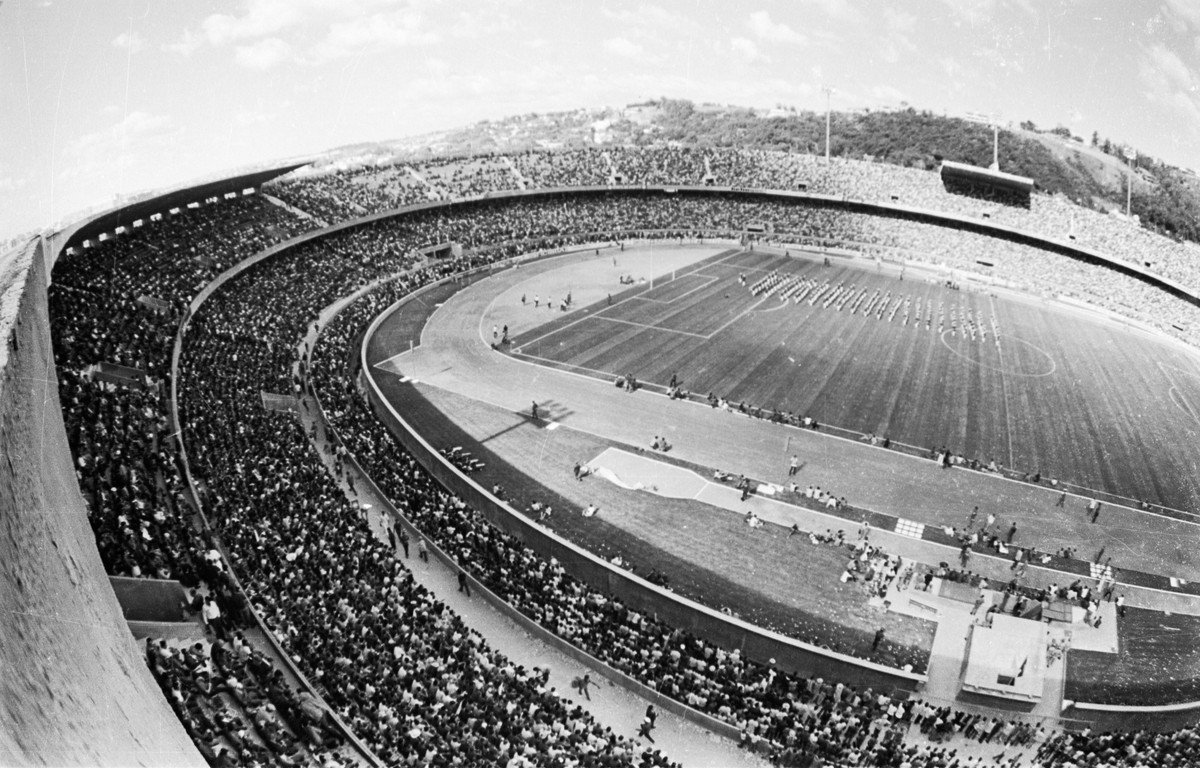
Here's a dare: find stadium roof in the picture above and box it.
[57,162,308,254]
[940,160,1034,195]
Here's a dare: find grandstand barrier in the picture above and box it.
[127,620,209,642]
[360,256,928,695]
[109,575,188,622]
[1063,699,1200,733]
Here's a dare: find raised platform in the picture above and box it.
[961,614,1045,710]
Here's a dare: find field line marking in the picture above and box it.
[592,315,710,339]
[511,352,637,381]
[699,259,784,278]
[938,331,1057,378]
[629,274,720,304]
[512,302,633,351]
[704,296,770,340]
[471,242,683,351]
[989,297,1017,469]
[508,248,743,350]
[751,297,791,314]
[1158,361,1200,428]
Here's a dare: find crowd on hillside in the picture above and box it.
[511,148,613,188]
[45,180,1200,767]
[268,146,1200,311]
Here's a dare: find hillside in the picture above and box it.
[309,98,1200,247]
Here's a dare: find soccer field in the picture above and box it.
[510,249,1200,515]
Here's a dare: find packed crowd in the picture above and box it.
[511,148,613,189]
[1035,726,1200,767]
[49,196,311,581]
[610,146,710,186]
[175,237,677,765]
[46,180,1200,767]
[268,146,1200,310]
[145,633,345,767]
[418,155,522,198]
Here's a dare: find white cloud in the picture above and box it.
[312,9,440,62]
[235,37,294,69]
[602,4,688,28]
[1148,44,1195,91]
[233,109,272,127]
[883,8,917,34]
[0,175,28,194]
[197,0,440,65]
[933,0,998,26]
[730,36,767,62]
[747,10,806,45]
[1139,44,1200,127]
[163,29,203,57]
[879,8,918,63]
[1164,0,1200,30]
[111,31,145,54]
[202,0,310,45]
[59,112,179,183]
[604,36,645,59]
[939,56,964,78]
[870,85,907,105]
[800,0,863,23]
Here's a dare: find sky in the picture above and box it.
[2,0,1200,240]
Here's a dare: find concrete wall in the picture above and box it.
[0,239,202,767]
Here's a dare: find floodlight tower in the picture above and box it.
[822,86,836,162]
[1122,146,1138,218]
[964,111,1001,169]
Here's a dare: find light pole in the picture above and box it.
[1122,146,1137,218]
[964,111,1001,169]
[822,87,836,162]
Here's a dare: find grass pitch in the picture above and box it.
[511,249,1200,515]
[1066,606,1200,705]
[369,244,1200,704]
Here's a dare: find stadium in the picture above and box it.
[8,135,1200,767]
[7,6,1200,768]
